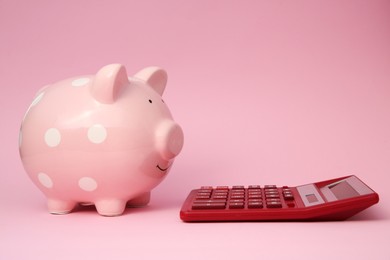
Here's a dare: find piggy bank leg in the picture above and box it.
[95,199,127,217]
[127,192,151,208]
[47,199,77,215]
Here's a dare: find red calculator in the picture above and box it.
[180,175,379,222]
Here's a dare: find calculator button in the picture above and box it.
[248,201,263,208]
[216,186,229,190]
[266,201,282,208]
[192,202,226,210]
[248,192,262,195]
[197,191,211,195]
[266,198,281,202]
[232,185,245,190]
[212,195,228,200]
[283,194,294,200]
[229,202,245,209]
[195,195,212,200]
[230,195,245,199]
[287,202,295,207]
[248,185,261,189]
[264,185,277,189]
[193,199,226,204]
[213,192,228,197]
[265,194,280,198]
[231,192,245,197]
[230,199,244,202]
[265,190,278,194]
[213,191,228,195]
[248,198,262,202]
[248,198,263,204]
[213,190,228,194]
[248,194,262,199]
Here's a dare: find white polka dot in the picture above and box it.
[78,177,98,191]
[87,124,107,144]
[72,78,90,87]
[45,128,61,147]
[38,173,53,188]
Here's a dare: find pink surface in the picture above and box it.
[1,0,389,259]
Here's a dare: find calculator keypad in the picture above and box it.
[181,176,379,222]
[192,185,295,210]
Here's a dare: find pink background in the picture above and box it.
[1,0,389,259]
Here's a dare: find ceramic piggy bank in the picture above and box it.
[19,64,184,216]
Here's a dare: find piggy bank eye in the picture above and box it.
[148,99,164,104]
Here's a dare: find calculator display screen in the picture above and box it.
[320,176,375,202]
[328,181,360,200]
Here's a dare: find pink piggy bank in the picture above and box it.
[19,64,184,216]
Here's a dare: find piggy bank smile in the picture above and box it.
[156,164,169,172]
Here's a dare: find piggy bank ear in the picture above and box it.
[91,64,129,104]
[133,67,167,96]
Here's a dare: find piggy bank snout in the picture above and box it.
[156,121,184,160]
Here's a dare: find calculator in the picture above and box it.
[180,175,379,222]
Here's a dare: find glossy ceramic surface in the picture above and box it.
[19,64,184,216]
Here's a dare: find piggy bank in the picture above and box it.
[19,64,184,216]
